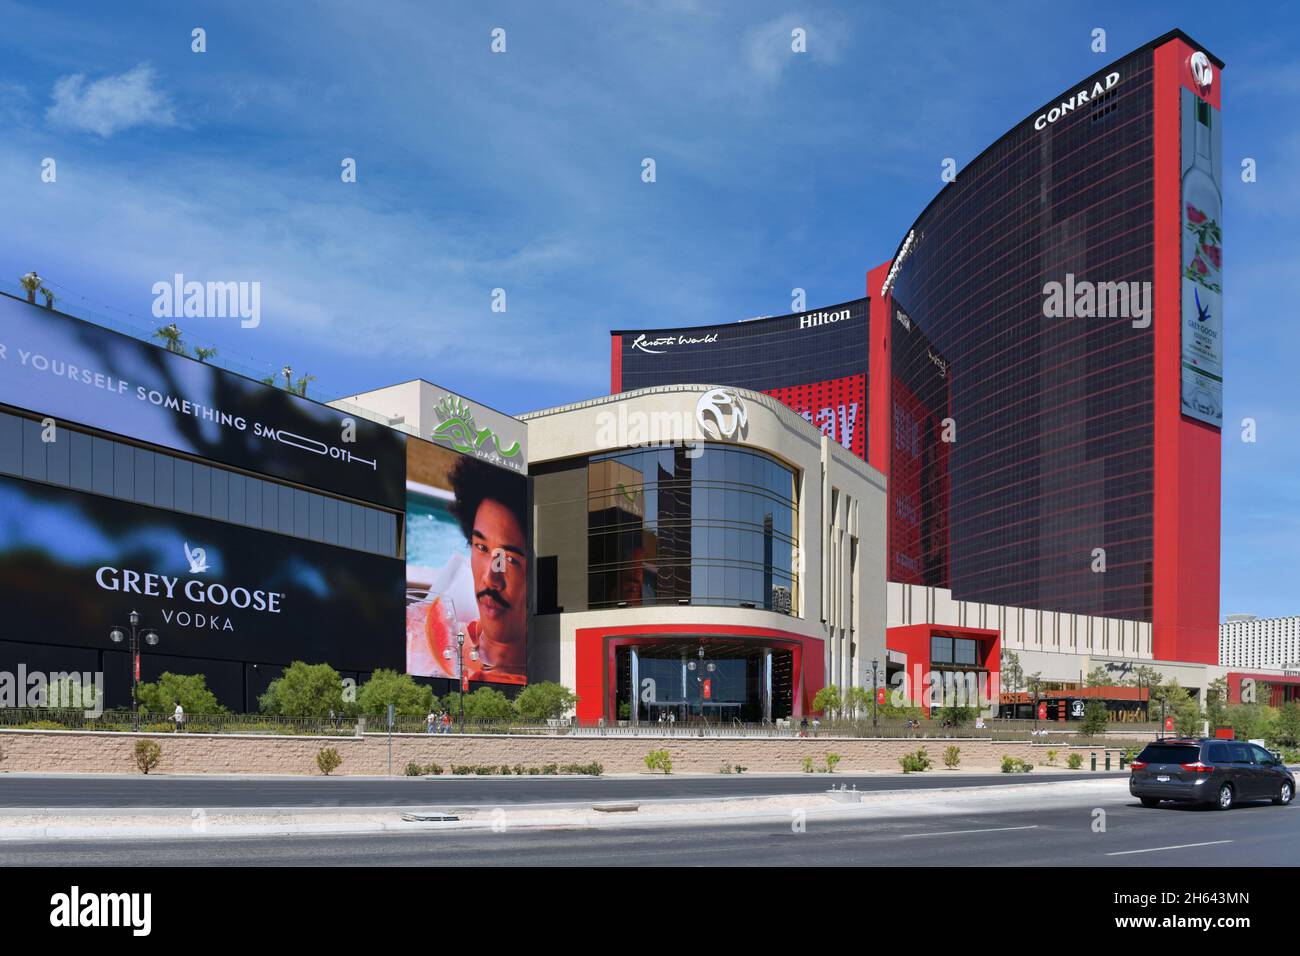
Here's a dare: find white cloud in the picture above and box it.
[744,14,847,85]
[46,63,174,137]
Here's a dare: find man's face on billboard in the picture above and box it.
[470,498,527,649]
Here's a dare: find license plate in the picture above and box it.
[1157,775,1170,782]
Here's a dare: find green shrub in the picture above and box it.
[558,762,603,776]
[133,739,162,774]
[356,669,435,719]
[1000,755,1033,773]
[542,763,559,775]
[825,752,842,773]
[135,672,225,717]
[513,682,579,720]
[405,761,424,776]
[474,765,494,775]
[1067,752,1083,770]
[644,750,672,774]
[527,766,541,775]
[513,764,526,776]
[801,755,816,773]
[943,745,961,769]
[1079,700,1108,737]
[1045,749,1058,766]
[500,764,513,775]
[451,765,473,775]
[899,748,931,773]
[260,662,344,719]
[315,746,342,775]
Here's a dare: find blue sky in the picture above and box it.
[0,0,1296,620]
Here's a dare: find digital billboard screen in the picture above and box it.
[0,474,405,673]
[1180,86,1223,428]
[405,438,528,686]
[0,294,406,509]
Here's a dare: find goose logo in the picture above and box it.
[1189,51,1214,92]
[695,388,748,441]
[184,542,209,574]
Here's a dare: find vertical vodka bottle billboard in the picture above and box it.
[1180,91,1223,426]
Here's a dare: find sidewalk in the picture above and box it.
[0,778,1132,842]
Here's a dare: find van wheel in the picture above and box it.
[1215,783,1234,810]
[1139,797,1160,808]
[1274,781,1293,806]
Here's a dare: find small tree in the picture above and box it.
[316,746,342,776]
[259,662,344,719]
[356,669,434,719]
[1269,702,1300,749]
[1205,676,1230,730]
[843,686,873,720]
[1084,666,1112,688]
[133,739,162,774]
[20,271,41,303]
[936,704,976,727]
[812,685,842,719]
[943,745,961,769]
[135,673,224,716]
[999,649,1025,694]
[1173,700,1202,738]
[461,687,514,721]
[1227,703,1274,742]
[513,682,579,721]
[1079,699,1108,737]
[152,323,185,354]
[825,752,841,773]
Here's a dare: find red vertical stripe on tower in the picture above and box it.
[1151,38,1222,665]
[610,334,623,393]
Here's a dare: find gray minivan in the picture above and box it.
[1129,738,1294,810]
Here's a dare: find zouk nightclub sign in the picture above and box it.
[0,294,406,508]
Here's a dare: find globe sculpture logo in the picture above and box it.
[695,387,748,441]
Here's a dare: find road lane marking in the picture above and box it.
[1106,840,1232,857]
[899,825,1039,838]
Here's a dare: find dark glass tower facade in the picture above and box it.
[883,49,1158,621]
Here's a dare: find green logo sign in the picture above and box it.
[431,395,521,459]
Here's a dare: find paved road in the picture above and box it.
[6,791,1295,866]
[0,771,1128,808]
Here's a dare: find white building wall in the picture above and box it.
[887,581,1156,684]
[1220,615,1300,669]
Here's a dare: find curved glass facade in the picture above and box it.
[886,48,1157,621]
[587,444,798,613]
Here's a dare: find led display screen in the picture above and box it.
[0,294,406,509]
[405,438,529,686]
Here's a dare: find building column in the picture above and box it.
[629,647,639,723]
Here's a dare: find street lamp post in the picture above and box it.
[442,624,475,734]
[871,658,879,729]
[108,610,159,732]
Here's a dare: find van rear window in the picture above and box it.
[1138,745,1199,764]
